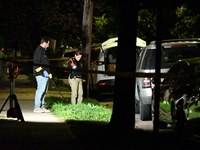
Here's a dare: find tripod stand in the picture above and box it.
[0,67,25,122]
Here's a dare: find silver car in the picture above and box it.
[135,38,200,121]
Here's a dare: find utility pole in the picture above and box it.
[82,0,93,98]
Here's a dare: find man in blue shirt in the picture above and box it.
[33,37,52,113]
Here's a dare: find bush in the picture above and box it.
[45,96,112,122]
[51,103,112,122]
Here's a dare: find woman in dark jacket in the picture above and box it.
[68,50,84,104]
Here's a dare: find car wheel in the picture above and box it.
[140,101,151,121]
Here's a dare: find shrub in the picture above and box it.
[51,103,112,122]
[45,96,112,122]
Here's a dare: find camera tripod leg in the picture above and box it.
[14,96,25,122]
[0,95,11,113]
[12,94,25,122]
[5,94,25,122]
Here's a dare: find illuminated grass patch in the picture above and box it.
[46,97,112,122]
[51,103,112,122]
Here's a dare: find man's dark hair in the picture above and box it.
[40,37,49,44]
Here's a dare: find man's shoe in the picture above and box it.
[41,108,50,113]
[33,107,44,113]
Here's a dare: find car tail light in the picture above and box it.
[1,48,4,50]
[96,61,104,66]
[98,82,106,86]
[171,44,188,48]
[142,77,151,88]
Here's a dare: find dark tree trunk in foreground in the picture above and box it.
[82,0,93,98]
[109,1,139,130]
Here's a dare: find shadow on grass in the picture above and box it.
[0,119,199,150]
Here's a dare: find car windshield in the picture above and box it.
[105,47,141,64]
[142,47,200,69]
[105,47,117,64]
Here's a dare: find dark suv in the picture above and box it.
[136,38,200,121]
[152,57,200,135]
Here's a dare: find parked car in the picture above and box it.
[151,57,200,134]
[90,37,146,99]
[136,38,200,121]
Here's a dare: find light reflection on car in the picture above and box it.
[152,57,200,135]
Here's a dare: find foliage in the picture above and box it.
[0,0,84,56]
[51,103,112,122]
[1,0,200,58]
[188,105,200,119]
[45,96,112,122]
[138,9,157,42]
[138,1,200,42]
[93,14,108,33]
[83,97,101,106]
[92,0,119,42]
[171,4,200,38]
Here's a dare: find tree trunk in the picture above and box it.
[82,0,93,98]
[109,1,139,130]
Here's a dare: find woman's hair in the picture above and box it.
[75,50,83,56]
